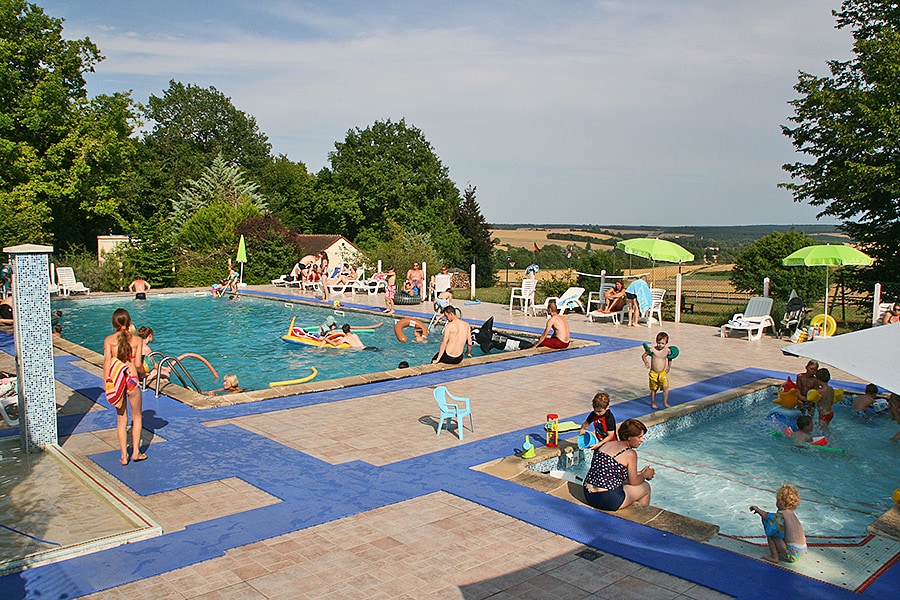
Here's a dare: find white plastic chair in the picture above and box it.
[641,288,666,327]
[720,296,775,340]
[509,278,537,316]
[55,266,90,295]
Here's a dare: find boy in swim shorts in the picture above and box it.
[750,483,807,564]
[851,383,879,421]
[813,368,835,431]
[642,331,672,409]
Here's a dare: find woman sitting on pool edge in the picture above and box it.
[582,418,654,511]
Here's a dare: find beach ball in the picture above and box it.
[893,488,900,504]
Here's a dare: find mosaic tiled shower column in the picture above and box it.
[4,244,57,452]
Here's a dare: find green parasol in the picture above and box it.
[616,238,693,285]
[782,244,872,337]
[236,235,247,285]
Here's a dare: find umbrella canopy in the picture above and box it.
[782,244,872,337]
[782,244,872,268]
[236,235,247,284]
[236,235,247,263]
[616,238,694,263]
[782,325,900,393]
[616,238,693,286]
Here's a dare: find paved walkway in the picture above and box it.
[0,286,895,600]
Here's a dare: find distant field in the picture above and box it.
[489,227,615,251]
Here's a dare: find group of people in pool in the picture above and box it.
[792,359,900,441]
[576,390,810,564]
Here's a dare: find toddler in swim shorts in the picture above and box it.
[750,483,807,563]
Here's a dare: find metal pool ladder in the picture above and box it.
[143,352,214,397]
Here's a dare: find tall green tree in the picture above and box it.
[454,185,495,286]
[0,1,136,249]
[134,80,272,219]
[730,230,825,302]
[316,118,465,262]
[781,0,900,291]
[259,154,317,232]
[173,154,267,226]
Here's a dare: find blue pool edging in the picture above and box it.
[0,313,896,599]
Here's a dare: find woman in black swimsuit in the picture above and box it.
[582,419,654,511]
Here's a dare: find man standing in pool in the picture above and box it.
[129,277,150,300]
[796,360,819,414]
[432,306,471,364]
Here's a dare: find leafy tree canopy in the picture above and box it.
[781,0,900,289]
[730,230,826,302]
[173,154,267,226]
[0,0,136,248]
[136,80,272,216]
[317,118,466,264]
[259,154,317,232]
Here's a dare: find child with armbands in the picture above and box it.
[750,484,807,564]
[851,383,879,421]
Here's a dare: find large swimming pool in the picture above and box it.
[534,385,897,538]
[54,294,449,392]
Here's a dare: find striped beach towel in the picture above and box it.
[105,358,129,409]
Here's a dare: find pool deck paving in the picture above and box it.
[0,285,897,600]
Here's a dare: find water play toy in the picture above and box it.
[281,317,350,348]
[546,414,559,448]
[767,407,802,430]
[770,429,845,453]
[546,420,581,433]
[806,388,844,404]
[773,378,800,408]
[521,435,535,459]
[578,432,598,449]
[642,343,679,360]
[893,488,900,504]
[472,317,534,353]
[269,367,318,387]
[809,313,837,337]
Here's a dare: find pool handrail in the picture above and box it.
[144,351,215,397]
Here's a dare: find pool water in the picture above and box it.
[54,294,449,392]
[539,386,898,537]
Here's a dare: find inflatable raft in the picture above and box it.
[281,317,350,348]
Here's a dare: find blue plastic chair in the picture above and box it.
[433,386,474,440]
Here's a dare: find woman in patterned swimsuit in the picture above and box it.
[582,419,654,511]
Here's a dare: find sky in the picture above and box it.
[41,0,854,226]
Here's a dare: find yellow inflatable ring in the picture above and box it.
[809,313,837,336]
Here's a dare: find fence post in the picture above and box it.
[675,272,683,323]
[763,277,770,298]
[600,269,606,288]
[470,263,476,300]
[873,283,882,326]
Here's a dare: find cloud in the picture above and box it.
[50,0,851,225]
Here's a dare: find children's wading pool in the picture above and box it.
[531,385,898,538]
[53,294,508,392]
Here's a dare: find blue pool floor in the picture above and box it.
[0,289,897,600]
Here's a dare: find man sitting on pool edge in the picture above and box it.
[432,306,471,364]
[535,299,570,349]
